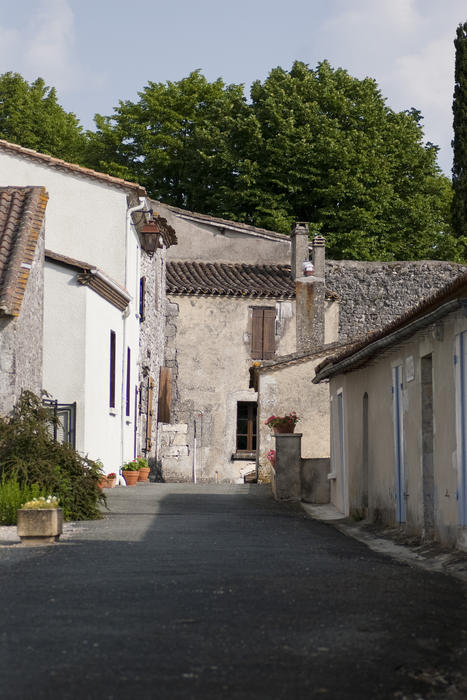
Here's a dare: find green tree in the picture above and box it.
[452,22,467,247]
[88,62,459,261]
[86,70,261,217]
[0,72,86,163]
[250,61,457,260]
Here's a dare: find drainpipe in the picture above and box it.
[120,198,147,471]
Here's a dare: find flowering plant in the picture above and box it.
[265,412,298,428]
[22,496,59,509]
[136,456,149,469]
[266,449,276,465]
[122,460,140,471]
[106,473,117,480]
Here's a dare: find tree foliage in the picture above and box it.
[452,22,467,246]
[0,72,86,163]
[86,62,459,261]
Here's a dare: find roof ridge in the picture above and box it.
[0,139,146,195]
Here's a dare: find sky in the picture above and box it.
[0,0,465,175]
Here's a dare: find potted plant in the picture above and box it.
[17,496,63,545]
[266,449,276,467]
[136,456,150,482]
[265,412,299,434]
[121,460,140,486]
[106,473,117,488]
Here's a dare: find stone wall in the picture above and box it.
[0,219,44,415]
[327,260,467,342]
[138,247,167,463]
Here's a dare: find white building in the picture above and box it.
[0,139,163,473]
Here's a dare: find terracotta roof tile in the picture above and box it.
[0,186,48,317]
[0,139,146,195]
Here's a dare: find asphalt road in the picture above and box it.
[1,483,466,700]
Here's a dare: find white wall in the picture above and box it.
[0,152,129,285]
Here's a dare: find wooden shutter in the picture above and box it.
[158,367,172,424]
[146,377,154,452]
[251,307,275,360]
[262,308,275,360]
[251,307,264,359]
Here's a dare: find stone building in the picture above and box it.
[314,273,467,551]
[153,200,467,484]
[0,186,48,414]
[0,139,177,474]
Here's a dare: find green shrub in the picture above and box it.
[0,392,105,521]
[0,475,47,525]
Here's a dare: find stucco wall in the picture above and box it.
[0,219,44,414]
[257,353,332,483]
[0,152,130,286]
[158,295,296,482]
[328,309,466,548]
[156,201,292,265]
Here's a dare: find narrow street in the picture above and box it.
[1,484,466,699]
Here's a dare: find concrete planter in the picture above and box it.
[17,508,63,545]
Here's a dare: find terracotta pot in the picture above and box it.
[97,478,108,489]
[106,478,117,489]
[273,423,296,434]
[138,467,150,482]
[122,470,139,486]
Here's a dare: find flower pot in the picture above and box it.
[97,478,108,489]
[17,508,63,545]
[122,470,139,486]
[138,467,150,482]
[106,478,117,489]
[273,423,296,434]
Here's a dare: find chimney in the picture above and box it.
[295,234,326,352]
[312,234,326,280]
[290,222,309,280]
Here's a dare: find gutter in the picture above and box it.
[313,298,467,383]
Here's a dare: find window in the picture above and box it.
[236,402,257,453]
[251,307,275,359]
[109,330,116,408]
[126,347,131,417]
[139,276,146,322]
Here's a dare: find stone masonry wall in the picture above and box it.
[0,219,44,415]
[327,260,467,342]
[138,247,167,464]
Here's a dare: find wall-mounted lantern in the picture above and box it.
[140,221,162,254]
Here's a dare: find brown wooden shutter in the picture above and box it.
[158,367,172,424]
[251,307,264,359]
[146,377,154,452]
[262,308,275,360]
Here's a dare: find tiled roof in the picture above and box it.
[0,139,146,196]
[0,186,48,317]
[314,271,467,381]
[167,261,296,298]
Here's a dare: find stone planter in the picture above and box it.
[273,424,296,434]
[17,508,63,545]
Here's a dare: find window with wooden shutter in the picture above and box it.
[251,307,275,360]
[158,367,172,424]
